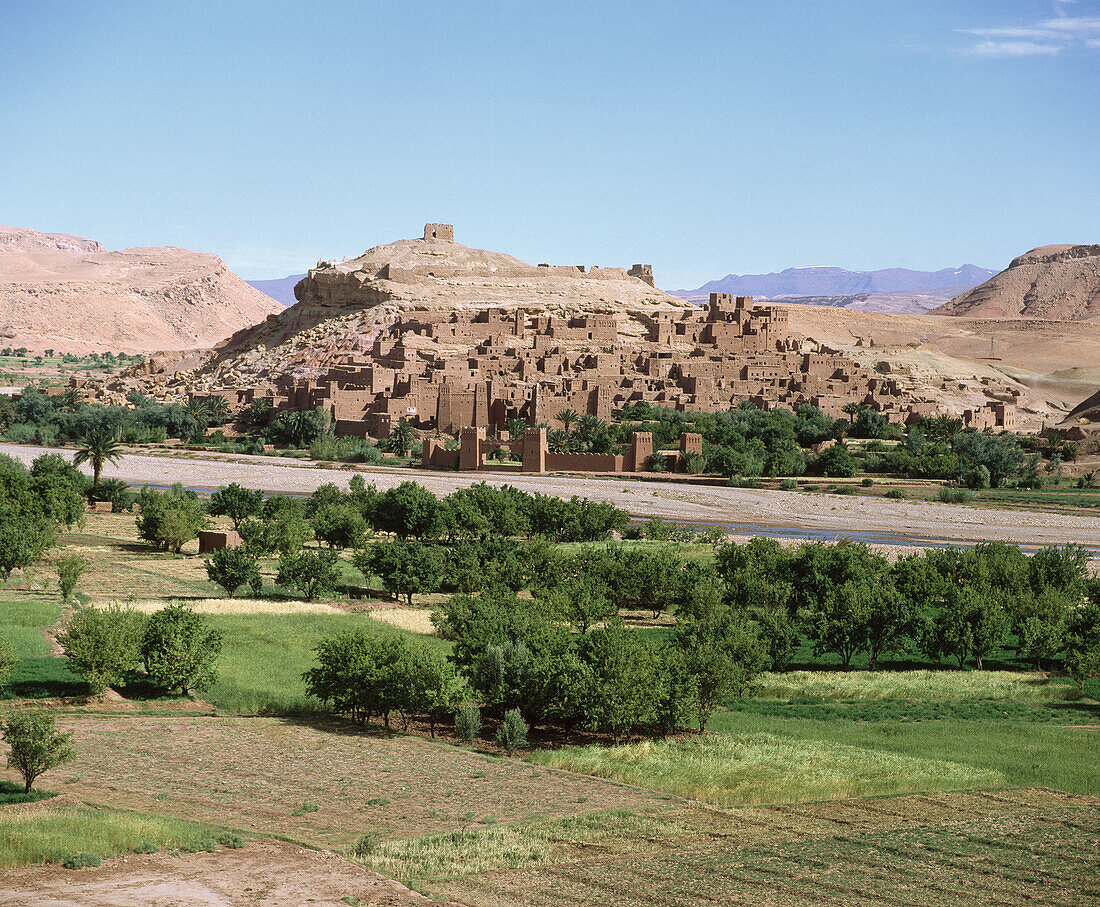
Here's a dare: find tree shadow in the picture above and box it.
[5,657,90,699]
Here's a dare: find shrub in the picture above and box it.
[496,708,528,752]
[938,486,974,504]
[57,553,89,601]
[3,711,75,792]
[63,852,101,869]
[141,605,221,695]
[352,833,383,857]
[204,547,263,597]
[454,703,481,743]
[133,841,160,854]
[216,832,245,848]
[861,477,874,487]
[59,604,147,695]
[779,478,799,491]
[884,488,907,499]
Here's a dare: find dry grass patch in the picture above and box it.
[759,669,1080,702]
[364,607,436,635]
[530,733,1004,806]
[115,598,347,616]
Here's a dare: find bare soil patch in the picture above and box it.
[0,840,438,906]
[15,716,667,851]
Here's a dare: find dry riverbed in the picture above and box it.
[4,442,1100,549]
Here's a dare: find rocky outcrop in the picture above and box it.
[0,228,284,354]
[0,225,105,254]
[933,245,1100,321]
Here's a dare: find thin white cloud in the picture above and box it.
[971,40,1062,56]
[962,7,1100,56]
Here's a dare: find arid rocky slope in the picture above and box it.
[933,245,1100,321]
[145,230,686,386]
[0,226,283,354]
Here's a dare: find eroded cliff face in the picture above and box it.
[934,244,1100,321]
[0,228,284,354]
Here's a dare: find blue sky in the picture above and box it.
[2,1,1097,289]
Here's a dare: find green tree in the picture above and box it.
[555,408,579,434]
[204,547,263,597]
[141,605,221,695]
[276,549,340,601]
[355,539,445,606]
[312,503,368,550]
[3,712,75,793]
[923,587,1010,670]
[399,643,469,737]
[375,482,440,539]
[383,420,416,457]
[136,485,209,554]
[303,630,409,727]
[240,496,313,557]
[72,428,124,490]
[208,483,264,529]
[675,613,766,733]
[59,604,147,695]
[579,621,659,742]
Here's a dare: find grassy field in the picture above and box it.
[0,802,221,869]
[199,611,449,714]
[530,733,1003,805]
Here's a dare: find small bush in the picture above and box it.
[861,477,875,487]
[292,801,320,816]
[938,486,974,504]
[216,832,245,848]
[454,703,481,743]
[833,485,857,495]
[366,797,390,807]
[57,554,89,601]
[779,479,799,491]
[132,841,159,854]
[180,837,219,853]
[496,708,528,753]
[352,833,382,858]
[884,488,907,499]
[63,852,101,869]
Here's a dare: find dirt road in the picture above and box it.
[4,443,1100,549]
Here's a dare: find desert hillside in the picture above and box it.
[0,224,105,254]
[933,244,1100,321]
[0,227,283,354]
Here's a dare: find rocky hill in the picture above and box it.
[933,245,1100,321]
[149,227,684,388]
[0,224,105,254]
[0,227,284,353]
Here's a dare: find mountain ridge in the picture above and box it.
[675,264,995,298]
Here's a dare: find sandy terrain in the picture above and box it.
[5,443,1100,549]
[0,841,436,906]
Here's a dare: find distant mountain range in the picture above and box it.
[674,264,995,299]
[246,274,306,306]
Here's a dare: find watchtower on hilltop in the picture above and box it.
[423,223,454,241]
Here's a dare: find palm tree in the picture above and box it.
[73,428,124,490]
[385,420,416,457]
[547,428,570,453]
[555,408,579,434]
